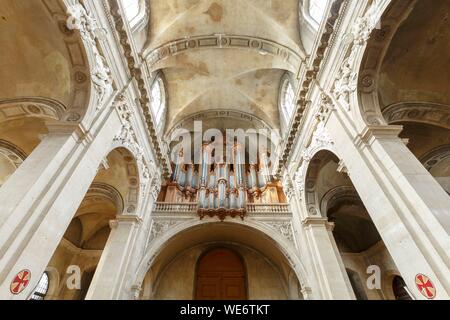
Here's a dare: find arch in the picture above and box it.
[0,0,93,124]
[95,147,143,214]
[303,149,341,217]
[420,145,450,172]
[43,267,60,300]
[320,186,362,218]
[356,0,450,126]
[0,139,27,187]
[382,271,413,300]
[133,220,310,297]
[356,0,450,197]
[382,102,450,130]
[83,183,124,215]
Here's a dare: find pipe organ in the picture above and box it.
[160,143,286,220]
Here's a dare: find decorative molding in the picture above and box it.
[109,215,143,229]
[420,145,450,172]
[112,95,159,203]
[357,0,417,125]
[166,109,273,137]
[354,125,403,148]
[333,49,358,111]
[198,208,246,222]
[302,217,335,231]
[66,1,113,109]
[85,182,124,215]
[0,140,27,168]
[319,186,361,220]
[263,220,294,243]
[293,169,304,199]
[38,0,92,120]
[143,35,303,72]
[276,0,345,175]
[302,122,334,163]
[0,97,65,122]
[282,173,295,201]
[108,0,171,178]
[148,219,180,244]
[332,0,385,110]
[113,95,144,163]
[383,102,450,130]
[336,159,348,174]
[130,284,142,300]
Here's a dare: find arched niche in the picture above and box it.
[358,0,450,128]
[137,221,308,300]
[0,0,92,123]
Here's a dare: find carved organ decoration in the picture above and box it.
[159,142,286,221]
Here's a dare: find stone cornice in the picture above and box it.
[109,215,143,229]
[354,125,403,148]
[383,102,450,130]
[302,217,335,231]
[143,35,304,72]
[165,109,274,138]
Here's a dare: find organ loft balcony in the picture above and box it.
[153,142,292,220]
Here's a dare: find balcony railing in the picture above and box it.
[153,202,291,215]
[246,203,291,214]
[154,202,198,213]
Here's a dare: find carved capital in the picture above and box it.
[302,217,334,231]
[109,215,143,229]
[355,125,403,147]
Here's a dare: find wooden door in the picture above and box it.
[195,248,247,300]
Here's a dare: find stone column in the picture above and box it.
[301,217,356,300]
[285,174,355,300]
[0,107,122,299]
[85,215,143,300]
[327,112,450,299]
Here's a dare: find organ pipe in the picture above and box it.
[170,142,275,213]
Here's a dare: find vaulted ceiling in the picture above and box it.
[142,0,305,133]
[379,0,450,109]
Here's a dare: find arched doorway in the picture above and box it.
[195,248,247,300]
